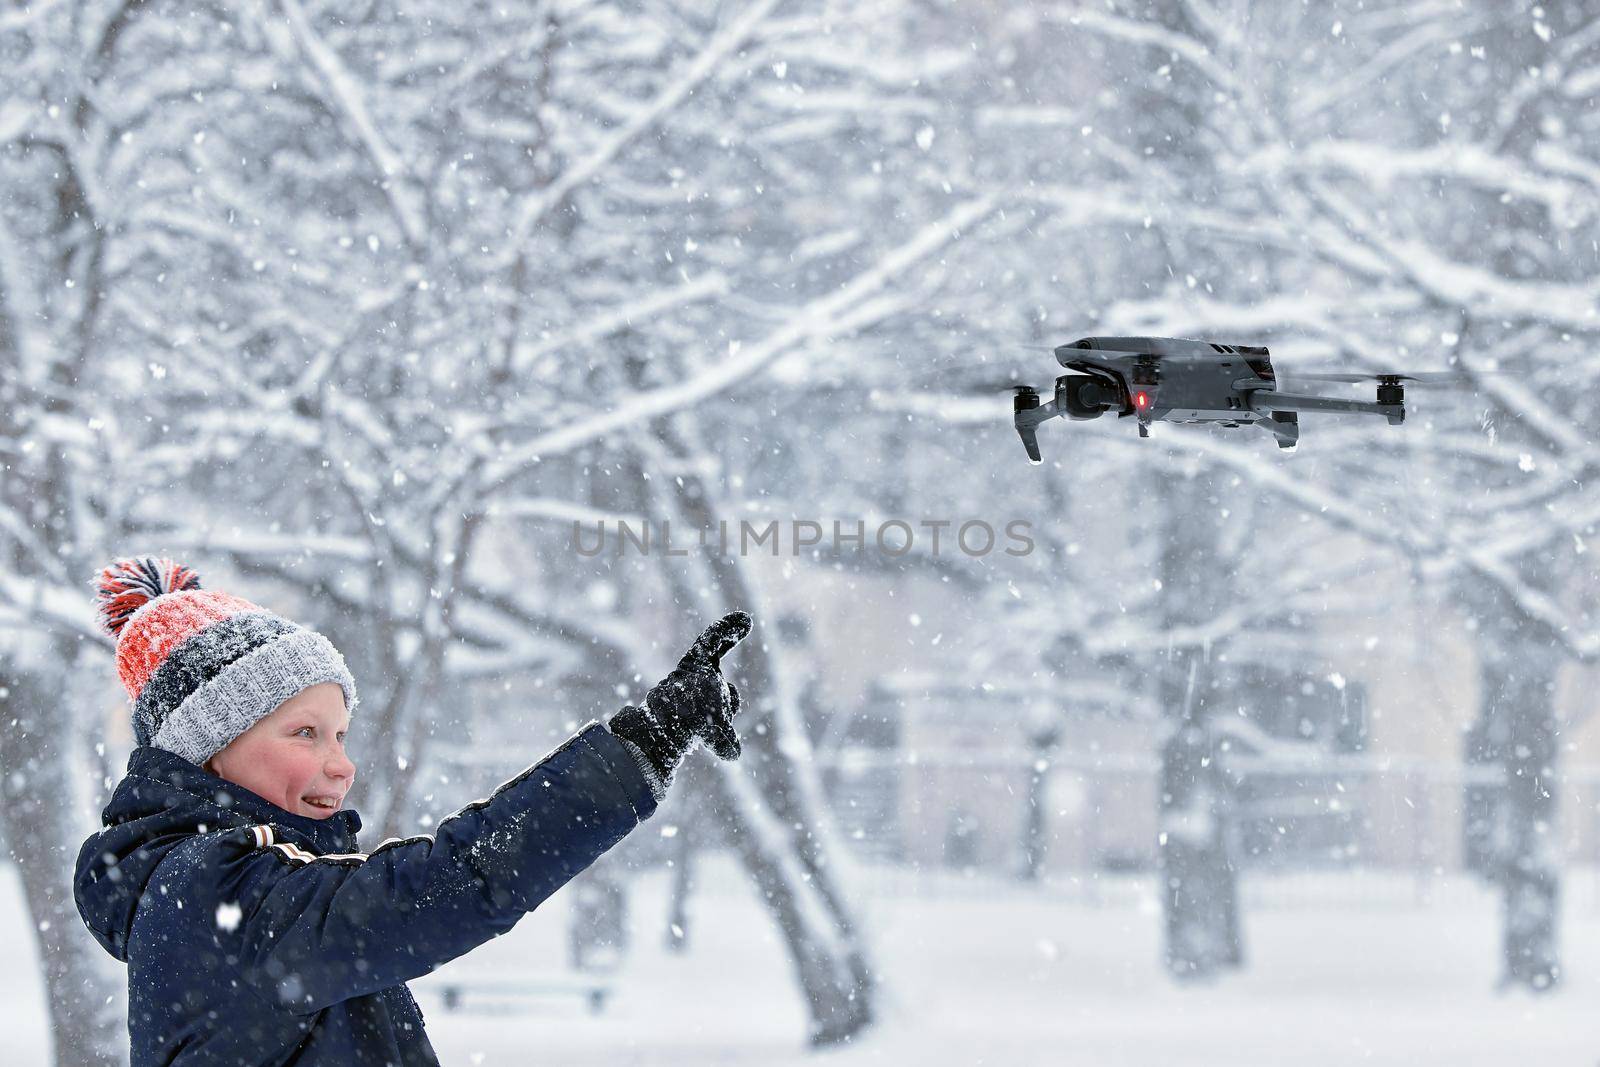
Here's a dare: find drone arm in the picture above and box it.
[1246,389,1404,424]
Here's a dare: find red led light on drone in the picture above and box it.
[1134,391,1150,410]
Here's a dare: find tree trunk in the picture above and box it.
[1474,627,1562,991]
[700,760,873,1046]
[662,782,698,954]
[1152,465,1241,982]
[0,643,123,1067]
[681,524,874,1042]
[637,432,876,1046]
[1019,724,1057,882]
[1159,694,1243,980]
[620,409,876,1044]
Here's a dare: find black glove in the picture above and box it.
[608,611,752,786]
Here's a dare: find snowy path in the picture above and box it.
[12,860,1598,1064]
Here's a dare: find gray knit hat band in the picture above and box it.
[132,611,299,745]
[151,629,359,766]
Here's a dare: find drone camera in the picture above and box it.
[1057,375,1120,420]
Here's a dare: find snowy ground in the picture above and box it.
[10,859,1599,1065]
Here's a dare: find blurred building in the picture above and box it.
[755,558,1600,880]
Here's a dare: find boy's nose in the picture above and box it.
[326,750,356,784]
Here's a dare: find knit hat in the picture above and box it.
[93,557,359,766]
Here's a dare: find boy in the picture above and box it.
[75,556,751,1066]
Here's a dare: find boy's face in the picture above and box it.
[204,682,356,820]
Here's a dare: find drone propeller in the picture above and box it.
[1281,370,1479,388]
[941,377,1042,396]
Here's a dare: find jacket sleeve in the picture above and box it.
[198,721,657,1014]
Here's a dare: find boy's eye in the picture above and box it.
[295,727,314,738]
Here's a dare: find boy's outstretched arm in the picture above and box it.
[198,611,752,1014]
[203,722,653,1013]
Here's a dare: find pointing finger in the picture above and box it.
[679,610,753,670]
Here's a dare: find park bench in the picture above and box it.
[432,975,613,1016]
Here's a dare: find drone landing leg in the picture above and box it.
[1013,398,1061,465]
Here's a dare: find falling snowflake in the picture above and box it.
[215,902,242,932]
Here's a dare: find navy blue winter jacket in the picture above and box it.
[74,722,658,1066]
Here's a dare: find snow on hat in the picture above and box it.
[93,556,359,766]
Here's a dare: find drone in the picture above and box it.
[1007,335,1463,461]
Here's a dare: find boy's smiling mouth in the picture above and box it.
[302,795,340,811]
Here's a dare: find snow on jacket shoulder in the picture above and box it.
[74,721,658,1067]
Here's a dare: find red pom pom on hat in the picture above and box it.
[93,557,202,640]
